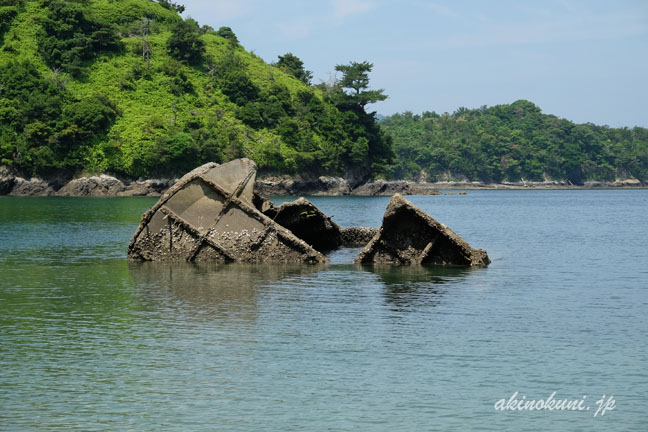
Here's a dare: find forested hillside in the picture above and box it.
[382,100,648,184]
[1,1,645,186]
[0,0,392,181]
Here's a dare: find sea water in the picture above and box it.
[1,191,647,431]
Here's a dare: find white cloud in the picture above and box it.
[331,0,376,21]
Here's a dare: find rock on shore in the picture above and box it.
[254,177,442,196]
[0,166,16,195]
[254,176,351,196]
[9,177,55,196]
[350,180,441,196]
[0,167,176,197]
[56,175,175,197]
[1,164,646,196]
[56,175,126,196]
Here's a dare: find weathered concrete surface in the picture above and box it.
[128,159,327,264]
[254,194,377,249]
[252,191,275,214]
[340,227,379,247]
[263,197,343,253]
[355,194,489,267]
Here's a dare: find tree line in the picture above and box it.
[381,100,648,183]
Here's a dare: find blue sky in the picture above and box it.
[182,0,648,127]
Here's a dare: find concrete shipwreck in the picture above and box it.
[355,194,490,267]
[127,159,327,263]
[128,160,490,267]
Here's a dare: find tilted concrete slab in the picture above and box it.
[128,159,327,264]
[263,197,343,253]
[355,194,490,267]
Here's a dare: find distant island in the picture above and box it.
[1,0,646,194]
[380,101,647,185]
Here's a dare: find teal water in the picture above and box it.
[1,191,647,431]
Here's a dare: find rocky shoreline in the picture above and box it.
[0,166,645,197]
[1,167,175,197]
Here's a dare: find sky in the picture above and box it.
[182,0,648,127]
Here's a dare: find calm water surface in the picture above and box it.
[1,191,647,431]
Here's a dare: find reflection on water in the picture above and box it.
[128,261,325,320]
[358,264,474,310]
[127,259,480,318]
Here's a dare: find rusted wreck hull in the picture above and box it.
[355,194,490,267]
[128,160,327,264]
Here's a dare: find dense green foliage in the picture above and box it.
[327,61,393,177]
[382,100,648,183]
[275,53,312,85]
[156,0,183,14]
[214,26,238,44]
[166,17,204,65]
[38,0,123,77]
[0,1,22,46]
[0,59,118,173]
[1,0,643,183]
[0,0,390,179]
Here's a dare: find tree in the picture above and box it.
[0,6,18,38]
[139,18,152,67]
[334,61,387,108]
[216,26,239,44]
[157,0,185,14]
[38,0,122,77]
[331,61,393,178]
[275,52,312,85]
[167,18,205,65]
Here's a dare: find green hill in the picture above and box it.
[0,0,392,181]
[382,100,648,184]
[1,1,645,186]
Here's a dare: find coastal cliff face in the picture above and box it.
[0,166,645,197]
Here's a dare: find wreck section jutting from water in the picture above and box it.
[128,159,490,267]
